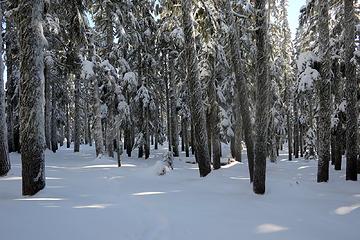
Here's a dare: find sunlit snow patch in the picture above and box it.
[334,204,360,215]
[132,192,166,196]
[256,224,288,234]
[73,204,111,209]
[14,198,66,201]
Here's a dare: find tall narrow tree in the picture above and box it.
[224,0,255,181]
[18,0,46,195]
[0,3,11,177]
[344,0,358,181]
[181,0,211,177]
[253,0,269,194]
[317,0,331,183]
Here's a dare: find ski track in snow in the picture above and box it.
[0,144,359,240]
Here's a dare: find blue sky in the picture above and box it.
[288,0,306,38]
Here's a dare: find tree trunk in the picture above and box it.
[182,0,211,177]
[66,104,71,148]
[74,75,81,152]
[87,103,92,146]
[44,59,51,149]
[50,86,58,153]
[344,0,358,181]
[234,96,242,163]
[209,75,221,169]
[293,100,299,158]
[107,104,115,158]
[0,4,10,176]
[144,106,150,159]
[317,0,331,183]
[5,16,15,153]
[18,0,46,195]
[225,0,255,181]
[184,118,190,157]
[253,0,269,194]
[169,53,179,157]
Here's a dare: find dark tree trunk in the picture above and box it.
[44,61,51,149]
[184,118,190,157]
[93,75,104,156]
[0,4,10,176]
[50,84,58,153]
[144,107,150,159]
[234,99,242,162]
[209,75,221,169]
[253,0,269,194]
[74,75,81,152]
[66,104,71,148]
[344,0,358,181]
[169,53,179,157]
[191,122,195,155]
[18,0,46,195]
[182,0,211,177]
[317,0,331,183]
[293,100,299,159]
[225,0,255,182]
[5,16,16,153]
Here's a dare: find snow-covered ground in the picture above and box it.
[1,144,359,240]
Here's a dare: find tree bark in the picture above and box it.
[74,75,81,152]
[0,4,10,176]
[44,59,51,149]
[181,0,211,177]
[50,82,58,152]
[209,75,221,169]
[317,0,331,183]
[253,0,269,194]
[224,0,255,182]
[344,0,358,181]
[18,0,46,195]
[169,52,179,157]
[92,77,104,157]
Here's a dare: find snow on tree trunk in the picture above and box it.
[344,0,358,181]
[208,74,221,169]
[18,0,46,195]
[92,74,104,157]
[0,4,10,177]
[253,0,269,194]
[224,0,255,182]
[181,0,211,177]
[316,0,331,183]
[169,52,179,157]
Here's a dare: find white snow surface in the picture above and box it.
[1,144,359,240]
